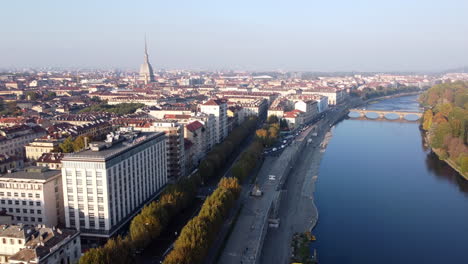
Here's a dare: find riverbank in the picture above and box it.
[260,105,347,264]
[424,133,468,180]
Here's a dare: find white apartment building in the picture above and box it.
[302,88,346,105]
[0,167,63,227]
[190,113,217,151]
[200,99,228,144]
[61,131,167,240]
[294,100,319,123]
[315,96,329,113]
[235,99,268,118]
[0,224,81,264]
[137,121,186,179]
[267,108,285,120]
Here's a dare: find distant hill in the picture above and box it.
[440,66,468,74]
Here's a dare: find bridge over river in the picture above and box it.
[348,109,422,121]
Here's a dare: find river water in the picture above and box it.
[313,95,468,264]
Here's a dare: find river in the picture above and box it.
[313,95,468,264]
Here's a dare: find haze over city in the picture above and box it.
[2,0,468,71]
[1,1,468,264]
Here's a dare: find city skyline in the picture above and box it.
[2,0,468,72]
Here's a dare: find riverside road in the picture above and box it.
[219,101,352,264]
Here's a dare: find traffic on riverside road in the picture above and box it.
[219,99,354,264]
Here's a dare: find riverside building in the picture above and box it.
[61,131,167,243]
[200,99,228,144]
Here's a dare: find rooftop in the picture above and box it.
[2,225,80,263]
[0,167,60,181]
[62,132,165,162]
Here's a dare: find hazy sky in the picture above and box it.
[1,0,467,72]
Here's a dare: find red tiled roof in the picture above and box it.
[186,121,203,132]
[164,114,191,119]
[283,109,304,118]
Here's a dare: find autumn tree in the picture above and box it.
[163,178,241,264]
[73,135,86,152]
[422,109,433,131]
[59,137,74,153]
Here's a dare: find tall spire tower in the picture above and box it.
[139,35,155,84]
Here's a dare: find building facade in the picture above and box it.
[0,167,64,227]
[61,131,167,240]
[140,121,186,180]
[200,99,228,144]
[25,139,60,161]
[302,88,346,105]
[0,125,47,158]
[184,121,205,167]
[294,100,318,124]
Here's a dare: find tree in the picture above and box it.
[73,135,86,152]
[231,163,247,180]
[0,101,21,116]
[103,236,134,264]
[461,156,468,174]
[422,109,433,131]
[436,103,453,118]
[267,115,279,124]
[26,91,39,100]
[256,129,268,139]
[420,81,468,177]
[280,118,289,129]
[218,177,241,197]
[45,92,56,100]
[78,248,106,264]
[91,96,102,102]
[431,122,452,149]
[163,178,241,264]
[268,126,279,140]
[59,137,74,153]
[432,112,447,124]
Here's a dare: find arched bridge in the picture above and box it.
[348,109,422,121]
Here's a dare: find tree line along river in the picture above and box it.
[313,95,468,264]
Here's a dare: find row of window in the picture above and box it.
[1,207,42,214]
[69,218,105,228]
[0,192,41,198]
[67,186,103,194]
[69,211,105,218]
[1,238,23,245]
[1,200,41,206]
[65,170,104,178]
[14,216,42,222]
[68,203,105,212]
[67,195,104,203]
